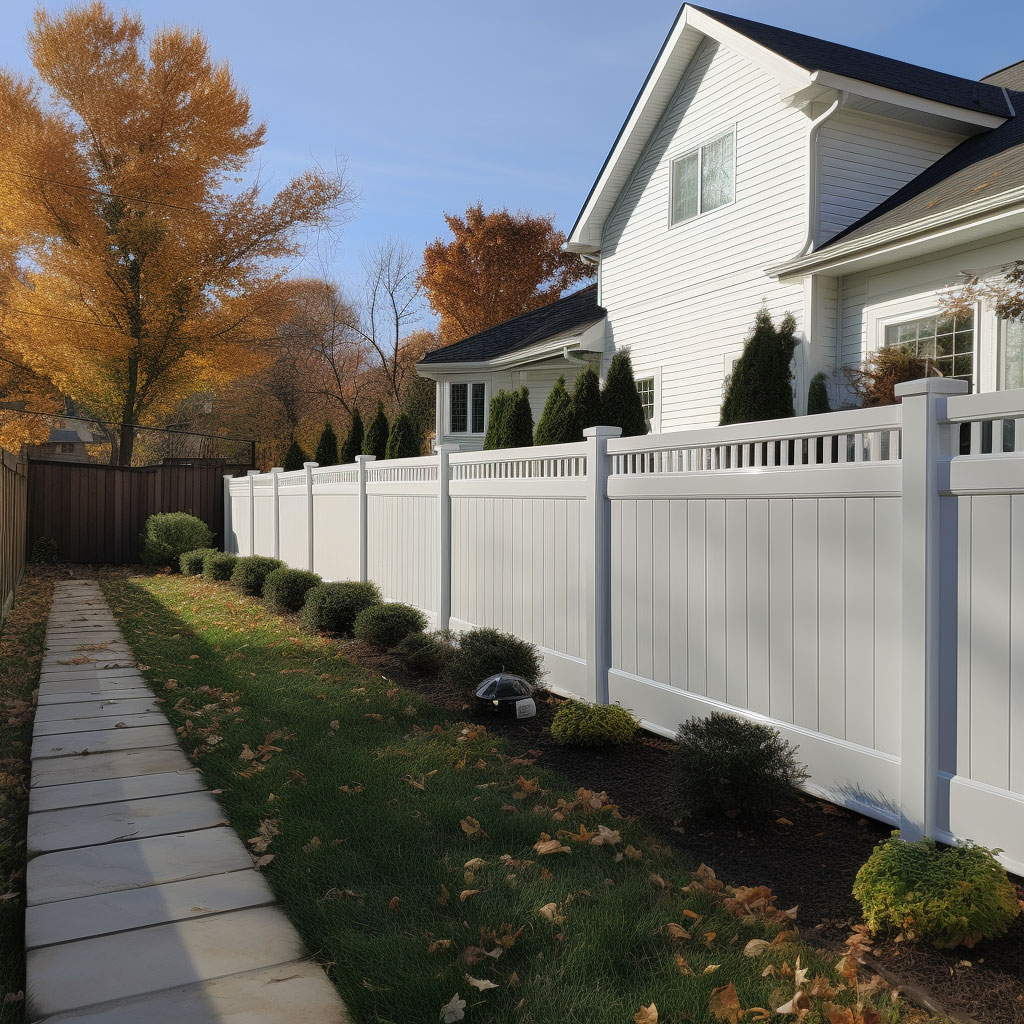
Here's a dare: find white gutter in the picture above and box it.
[792,93,845,260]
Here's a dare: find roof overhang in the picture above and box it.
[566,4,1008,254]
[416,317,606,377]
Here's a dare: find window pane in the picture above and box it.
[471,383,486,433]
[1001,320,1024,390]
[885,311,975,387]
[635,377,655,432]
[671,152,698,224]
[701,132,734,213]
[450,383,468,433]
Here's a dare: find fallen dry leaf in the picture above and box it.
[709,981,743,1023]
[439,993,466,1023]
[465,974,499,991]
[634,1003,658,1024]
[539,902,564,925]
[744,939,771,957]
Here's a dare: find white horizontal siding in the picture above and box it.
[818,109,963,244]
[600,37,809,429]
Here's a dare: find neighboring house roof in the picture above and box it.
[48,429,85,444]
[417,285,605,366]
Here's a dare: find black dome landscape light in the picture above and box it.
[474,672,536,718]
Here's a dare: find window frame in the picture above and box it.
[447,379,489,437]
[632,368,661,434]
[875,303,978,389]
[668,125,737,229]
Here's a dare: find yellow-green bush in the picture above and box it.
[550,700,639,748]
[853,831,1020,948]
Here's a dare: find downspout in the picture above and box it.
[794,92,846,260]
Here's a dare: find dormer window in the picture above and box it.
[670,128,735,225]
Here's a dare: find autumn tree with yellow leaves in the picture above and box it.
[0,4,351,463]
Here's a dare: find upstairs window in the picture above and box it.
[450,381,487,434]
[670,128,735,225]
[635,377,655,433]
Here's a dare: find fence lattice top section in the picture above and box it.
[449,443,588,481]
[946,388,1024,457]
[313,467,358,484]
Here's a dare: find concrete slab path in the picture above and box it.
[26,580,350,1023]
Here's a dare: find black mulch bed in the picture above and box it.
[360,651,1024,1024]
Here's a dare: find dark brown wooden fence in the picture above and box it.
[1,449,28,625]
[27,460,227,564]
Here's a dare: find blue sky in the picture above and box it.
[2,0,1021,309]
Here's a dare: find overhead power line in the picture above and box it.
[0,166,193,212]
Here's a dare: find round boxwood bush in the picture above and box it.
[301,581,381,636]
[230,555,284,596]
[550,700,639,748]
[674,712,808,819]
[263,567,321,614]
[445,627,542,688]
[30,536,59,564]
[202,551,237,581]
[180,548,217,576]
[140,512,213,568]
[353,602,427,650]
[854,832,1020,948]
[390,630,455,676]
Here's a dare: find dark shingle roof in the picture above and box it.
[418,285,605,365]
[818,90,1024,251]
[692,6,1013,118]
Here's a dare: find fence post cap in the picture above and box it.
[269,466,284,474]
[246,469,260,476]
[303,461,319,469]
[583,425,624,439]
[894,377,970,398]
[436,443,461,453]
[355,454,377,463]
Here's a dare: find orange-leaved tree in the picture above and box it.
[0,4,351,463]
[419,203,592,345]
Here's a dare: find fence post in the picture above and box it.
[246,469,259,556]
[222,474,233,553]
[896,377,967,842]
[356,455,376,582]
[437,445,457,631]
[304,462,318,572]
[270,467,283,559]
[583,426,622,705]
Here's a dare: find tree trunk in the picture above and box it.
[117,357,139,466]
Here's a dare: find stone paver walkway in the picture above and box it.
[26,580,350,1023]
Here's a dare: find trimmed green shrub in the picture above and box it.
[674,712,808,818]
[385,412,421,459]
[502,386,534,448]
[314,422,339,467]
[353,601,427,650]
[571,366,601,436]
[30,536,59,564]
[391,630,455,675]
[141,512,213,568]
[263,567,322,614]
[283,439,308,472]
[534,376,577,445]
[180,547,216,576]
[446,627,542,688]
[483,391,514,450]
[807,371,831,415]
[854,832,1020,948]
[600,350,647,436]
[551,700,639,748]
[301,580,381,636]
[364,401,390,460]
[339,409,364,465]
[202,550,237,581]
[230,555,284,596]
[720,307,797,425]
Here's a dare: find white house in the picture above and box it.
[418,4,1024,447]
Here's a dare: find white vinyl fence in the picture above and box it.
[226,379,1024,873]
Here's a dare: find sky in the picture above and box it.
[2,0,1022,316]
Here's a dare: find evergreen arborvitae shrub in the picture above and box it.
[534,376,577,445]
[353,601,427,650]
[402,373,436,442]
[263,567,322,614]
[720,308,798,425]
[501,387,534,448]
[550,700,639,748]
[202,550,237,581]
[674,712,808,818]
[230,555,284,597]
[314,422,339,467]
[853,832,1020,948]
[339,409,364,465]
[446,627,542,688]
[571,366,601,436]
[483,391,514,450]
[140,512,213,568]
[600,350,648,436]
[301,580,381,636]
[180,547,217,576]
[391,630,455,675]
[385,412,421,459]
[283,439,308,472]
[364,402,390,460]
[807,372,831,415]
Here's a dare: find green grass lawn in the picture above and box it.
[103,573,918,1024]
[0,569,53,1023]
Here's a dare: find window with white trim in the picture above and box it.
[999,319,1024,391]
[670,129,735,225]
[884,311,975,387]
[449,381,486,434]
[635,377,655,433]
